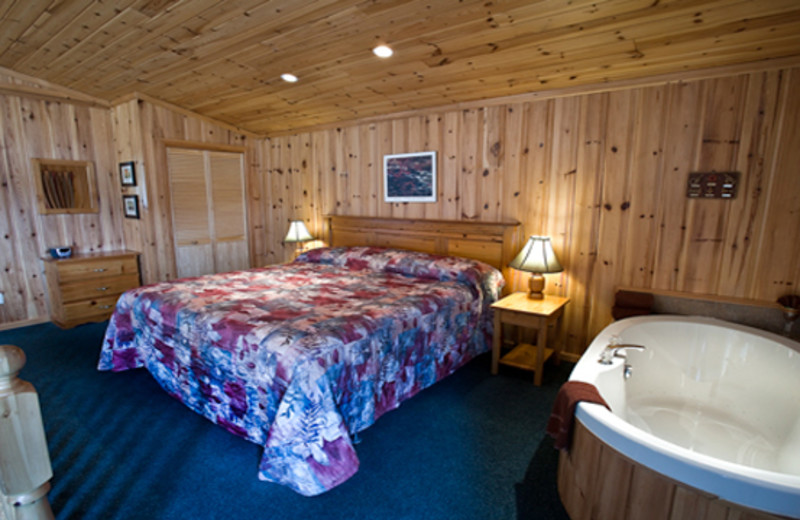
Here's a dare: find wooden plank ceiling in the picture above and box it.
[1,0,800,136]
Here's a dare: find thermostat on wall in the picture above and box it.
[686,171,739,199]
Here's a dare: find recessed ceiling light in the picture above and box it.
[373,45,393,58]
[281,73,298,83]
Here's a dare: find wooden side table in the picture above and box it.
[491,292,570,386]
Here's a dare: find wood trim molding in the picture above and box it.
[162,139,247,154]
[0,317,49,332]
[0,66,110,108]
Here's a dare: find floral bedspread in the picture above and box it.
[98,247,504,495]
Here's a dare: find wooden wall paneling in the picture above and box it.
[717,71,781,298]
[389,118,409,218]
[293,132,316,246]
[752,68,800,300]
[349,125,368,218]
[113,100,153,281]
[252,65,800,357]
[678,75,748,294]
[422,115,443,221]
[246,139,266,266]
[619,86,668,290]
[17,98,64,320]
[413,115,433,220]
[651,80,704,292]
[359,123,378,219]
[480,105,505,222]
[545,96,580,310]
[459,108,481,220]
[375,120,393,219]
[585,90,636,342]
[68,104,101,249]
[89,106,126,252]
[313,132,333,247]
[144,103,181,282]
[440,111,460,221]
[260,138,278,264]
[307,131,325,247]
[500,104,525,222]
[0,97,36,324]
[267,138,287,263]
[19,98,53,253]
[514,100,554,294]
[0,88,120,326]
[334,126,352,218]
[563,93,607,354]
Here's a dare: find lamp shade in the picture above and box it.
[509,236,563,274]
[284,220,313,243]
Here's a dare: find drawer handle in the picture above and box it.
[96,287,109,291]
[93,268,107,272]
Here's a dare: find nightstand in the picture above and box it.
[491,292,570,386]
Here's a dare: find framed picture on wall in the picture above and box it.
[123,194,140,219]
[383,151,437,203]
[119,161,136,187]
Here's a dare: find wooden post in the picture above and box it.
[0,345,54,520]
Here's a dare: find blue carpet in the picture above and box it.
[1,322,571,519]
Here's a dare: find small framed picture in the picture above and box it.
[123,194,140,219]
[383,151,437,203]
[119,161,136,187]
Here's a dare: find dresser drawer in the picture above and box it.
[61,294,122,323]
[55,256,138,283]
[58,274,140,303]
[43,250,140,328]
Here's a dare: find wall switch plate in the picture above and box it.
[687,171,740,199]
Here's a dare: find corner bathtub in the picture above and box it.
[558,315,800,520]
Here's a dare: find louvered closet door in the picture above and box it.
[167,148,248,279]
[168,149,215,278]
[208,151,247,273]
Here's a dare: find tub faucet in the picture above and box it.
[599,344,646,365]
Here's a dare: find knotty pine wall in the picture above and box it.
[0,83,122,327]
[255,66,800,357]
[3,64,799,357]
[111,97,259,285]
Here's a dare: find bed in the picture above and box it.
[98,217,520,495]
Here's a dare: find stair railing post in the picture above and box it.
[0,345,55,520]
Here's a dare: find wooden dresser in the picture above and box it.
[43,250,140,328]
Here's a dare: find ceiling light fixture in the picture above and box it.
[372,45,393,58]
[281,73,298,83]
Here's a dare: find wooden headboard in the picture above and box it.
[326,216,521,272]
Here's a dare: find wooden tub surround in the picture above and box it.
[557,419,790,520]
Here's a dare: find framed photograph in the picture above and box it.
[119,161,136,187]
[383,151,437,203]
[122,194,140,219]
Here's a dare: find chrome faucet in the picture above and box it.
[598,343,646,365]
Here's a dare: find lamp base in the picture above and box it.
[527,273,545,299]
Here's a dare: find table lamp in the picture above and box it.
[509,235,563,299]
[284,220,314,256]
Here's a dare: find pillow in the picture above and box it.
[295,246,505,301]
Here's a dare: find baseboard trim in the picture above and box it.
[0,317,50,332]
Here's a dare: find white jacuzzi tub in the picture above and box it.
[569,315,800,518]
